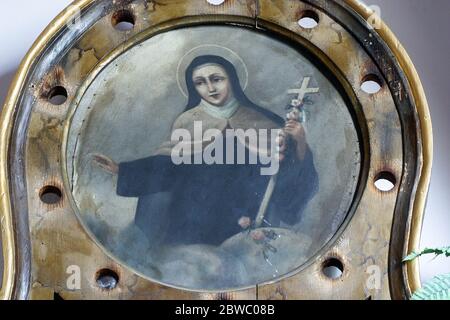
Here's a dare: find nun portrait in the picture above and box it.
[92,54,318,248]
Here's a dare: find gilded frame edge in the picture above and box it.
[345,0,433,295]
[0,0,94,300]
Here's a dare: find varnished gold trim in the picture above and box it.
[345,0,433,295]
[0,0,94,300]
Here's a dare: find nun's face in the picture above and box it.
[192,64,233,107]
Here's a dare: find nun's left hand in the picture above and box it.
[280,109,307,161]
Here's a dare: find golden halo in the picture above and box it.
[176,44,249,97]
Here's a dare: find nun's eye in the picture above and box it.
[212,77,224,83]
[195,80,206,86]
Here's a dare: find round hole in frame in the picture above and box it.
[374,171,397,192]
[298,10,320,29]
[322,257,344,280]
[361,74,382,94]
[111,10,135,31]
[207,0,226,5]
[96,269,119,290]
[48,86,68,105]
[39,185,63,205]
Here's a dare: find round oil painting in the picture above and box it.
[65,25,362,290]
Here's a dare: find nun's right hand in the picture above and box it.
[275,130,288,162]
[91,153,119,175]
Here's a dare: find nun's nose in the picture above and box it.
[207,80,216,92]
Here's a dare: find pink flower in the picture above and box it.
[251,230,266,241]
[238,216,251,229]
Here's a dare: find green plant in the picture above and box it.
[403,246,450,300]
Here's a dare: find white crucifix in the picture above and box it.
[255,78,320,227]
[287,76,320,108]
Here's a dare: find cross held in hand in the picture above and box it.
[287,76,320,122]
[287,76,320,108]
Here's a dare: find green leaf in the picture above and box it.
[403,246,450,262]
[412,273,450,300]
[403,251,420,261]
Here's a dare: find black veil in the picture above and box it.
[184,55,284,126]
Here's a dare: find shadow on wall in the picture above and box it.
[1,69,17,110]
